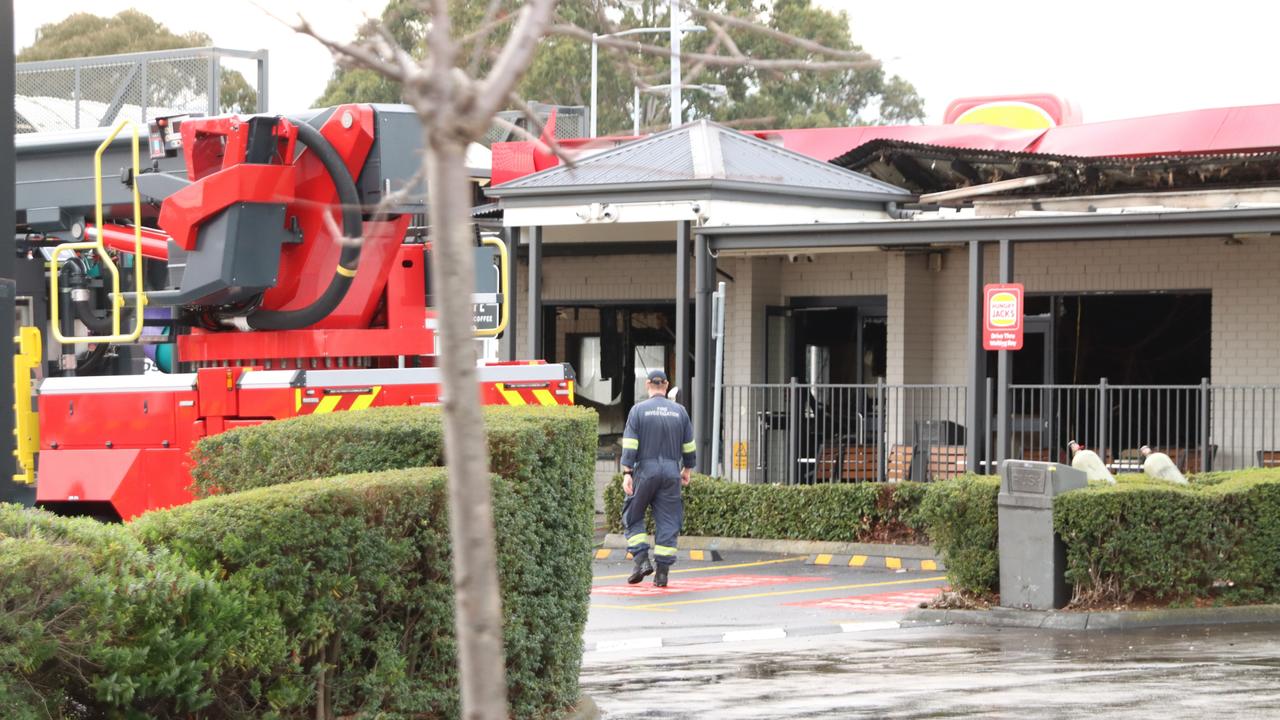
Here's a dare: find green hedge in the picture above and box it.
[2,406,596,719]
[180,405,598,717]
[911,469,1280,606]
[1055,469,1280,605]
[604,474,930,544]
[0,504,260,719]
[918,475,1001,597]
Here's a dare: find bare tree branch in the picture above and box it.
[472,0,559,124]
[291,16,413,82]
[505,93,577,166]
[463,12,518,70]
[706,19,744,60]
[554,24,880,72]
[683,3,873,62]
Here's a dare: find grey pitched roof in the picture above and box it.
[488,120,911,201]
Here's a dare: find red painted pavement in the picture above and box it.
[592,574,820,598]
[786,587,948,613]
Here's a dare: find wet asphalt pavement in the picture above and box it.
[581,554,1280,718]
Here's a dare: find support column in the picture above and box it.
[693,231,714,474]
[0,0,20,499]
[996,239,1014,466]
[502,226,518,362]
[526,226,543,360]
[965,241,986,473]
[675,221,690,396]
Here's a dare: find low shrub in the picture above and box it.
[191,405,595,497]
[1056,469,1280,605]
[2,406,596,718]
[917,475,1001,597]
[0,504,260,719]
[176,405,597,718]
[605,474,930,544]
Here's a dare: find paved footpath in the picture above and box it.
[584,550,948,652]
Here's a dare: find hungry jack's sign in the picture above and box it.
[984,283,1024,351]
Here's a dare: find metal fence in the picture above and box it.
[16,47,268,134]
[715,381,1280,483]
[486,104,590,146]
[718,382,966,484]
[1009,382,1280,473]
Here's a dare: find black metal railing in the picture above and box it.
[717,381,966,484]
[714,380,1280,482]
[1009,382,1280,473]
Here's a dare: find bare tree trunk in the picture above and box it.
[425,136,508,720]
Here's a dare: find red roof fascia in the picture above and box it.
[489,103,1280,185]
[751,124,1045,161]
[1029,104,1280,157]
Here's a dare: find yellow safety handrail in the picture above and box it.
[49,118,148,344]
[12,326,42,484]
[475,235,510,338]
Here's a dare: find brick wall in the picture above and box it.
[779,252,888,298]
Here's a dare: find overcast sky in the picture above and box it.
[15,0,1280,124]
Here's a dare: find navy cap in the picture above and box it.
[647,369,668,384]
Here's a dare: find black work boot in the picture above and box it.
[627,555,654,584]
[653,564,669,588]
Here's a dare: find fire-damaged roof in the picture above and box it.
[832,139,1280,197]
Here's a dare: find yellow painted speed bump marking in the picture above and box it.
[595,549,611,560]
[921,560,938,571]
[849,555,868,567]
[633,575,949,610]
[814,553,833,565]
[885,557,903,570]
[595,555,805,581]
[690,550,705,561]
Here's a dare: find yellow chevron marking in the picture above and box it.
[350,386,382,411]
[814,553,833,565]
[295,389,302,413]
[533,389,558,406]
[850,555,868,567]
[314,395,342,414]
[496,383,526,406]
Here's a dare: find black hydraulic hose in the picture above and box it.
[61,260,113,335]
[245,120,363,330]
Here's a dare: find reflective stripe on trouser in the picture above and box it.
[621,459,684,567]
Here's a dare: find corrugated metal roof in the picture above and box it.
[490,120,909,199]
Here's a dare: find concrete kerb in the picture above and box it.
[901,604,1280,632]
[563,695,601,720]
[599,533,941,567]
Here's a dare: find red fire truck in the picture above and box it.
[14,104,573,520]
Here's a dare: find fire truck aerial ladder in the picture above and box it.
[13,104,574,521]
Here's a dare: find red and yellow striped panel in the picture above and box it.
[491,381,574,406]
[295,386,382,415]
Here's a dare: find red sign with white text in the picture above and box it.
[983,283,1024,351]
